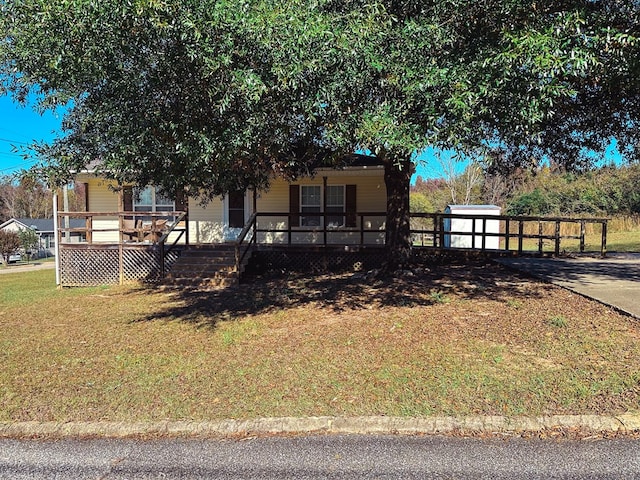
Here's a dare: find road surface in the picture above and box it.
[1,435,638,479]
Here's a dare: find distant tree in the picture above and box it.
[17,228,39,262]
[409,192,435,214]
[0,231,21,264]
[0,175,52,220]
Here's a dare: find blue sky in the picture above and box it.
[0,93,450,181]
[0,95,63,176]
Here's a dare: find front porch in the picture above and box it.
[55,210,609,287]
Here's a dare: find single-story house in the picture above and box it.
[0,217,86,258]
[55,155,392,286]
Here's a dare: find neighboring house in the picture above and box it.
[0,217,85,258]
[56,155,390,286]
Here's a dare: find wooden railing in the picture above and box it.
[251,211,387,246]
[56,211,188,246]
[409,213,608,256]
[245,211,608,256]
[235,212,258,273]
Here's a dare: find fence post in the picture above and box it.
[538,221,543,254]
[323,212,327,246]
[504,218,510,252]
[554,220,561,256]
[518,221,524,255]
[118,242,124,285]
[85,216,93,244]
[601,221,607,257]
[580,220,586,253]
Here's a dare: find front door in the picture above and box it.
[224,190,248,241]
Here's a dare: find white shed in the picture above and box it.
[443,205,501,250]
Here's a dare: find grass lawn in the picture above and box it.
[1,262,639,422]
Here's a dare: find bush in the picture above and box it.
[0,231,21,264]
[506,188,556,215]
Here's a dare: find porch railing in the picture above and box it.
[242,211,608,256]
[56,211,187,246]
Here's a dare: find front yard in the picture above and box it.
[1,262,639,422]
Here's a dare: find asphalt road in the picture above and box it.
[1,435,639,479]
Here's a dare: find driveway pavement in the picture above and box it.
[495,253,640,319]
[0,262,55,275]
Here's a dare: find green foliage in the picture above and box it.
[409,192,434,213]
[507,188,555,216]
[504,163,640,216]
[17,228,38,261]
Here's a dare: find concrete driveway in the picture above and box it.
[496,253,640,320]
[0,262,55,275]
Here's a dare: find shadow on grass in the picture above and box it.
[133,259,546,329]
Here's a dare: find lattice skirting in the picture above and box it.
[247,248,389,275]
[59,245,180,286]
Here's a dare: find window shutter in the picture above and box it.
[289,184,300,227]
[174,188,187,212]
[123,187,133,211]
[346,184,357,227]
[83,183,89,212]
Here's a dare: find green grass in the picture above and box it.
[1,264,639,422]
[0,269,106,306]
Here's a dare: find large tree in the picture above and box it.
[1,0,636,269]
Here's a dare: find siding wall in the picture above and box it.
[75,168,386,244]
[256,172,386,244]
[187,197,226,243]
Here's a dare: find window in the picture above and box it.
[300,185,321,227]
[133,187,174,213]
[228,191,245,229]
[326,185,345,228]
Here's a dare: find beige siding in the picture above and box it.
[76,168,387,245]
[255,169,387,245]
[85,177,120,213]
[257,171,386,213]
[187,197,226,243]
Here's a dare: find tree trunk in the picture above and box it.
[383,155,412,272]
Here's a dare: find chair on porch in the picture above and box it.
[143,219,168,243]
[122,218,142,242]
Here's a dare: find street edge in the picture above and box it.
[1,414,639,439]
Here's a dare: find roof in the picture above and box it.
[0,218,86,233]
[77,154,385,177]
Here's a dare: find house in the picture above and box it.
[53,156,610,287]
[55,155,391,286]
[0,217,86,258]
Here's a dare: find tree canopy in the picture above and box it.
[1,0,638,267]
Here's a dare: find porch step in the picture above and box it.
[164,244,246,289]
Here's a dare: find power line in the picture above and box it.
[0,125,33,143]
[0,136,31,146]
[0,159,37,173]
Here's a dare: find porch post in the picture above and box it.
[53,190,61,286]
[63,184,70,242]
[323,176,327,246]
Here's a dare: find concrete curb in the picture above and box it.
[1,414,639,438]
